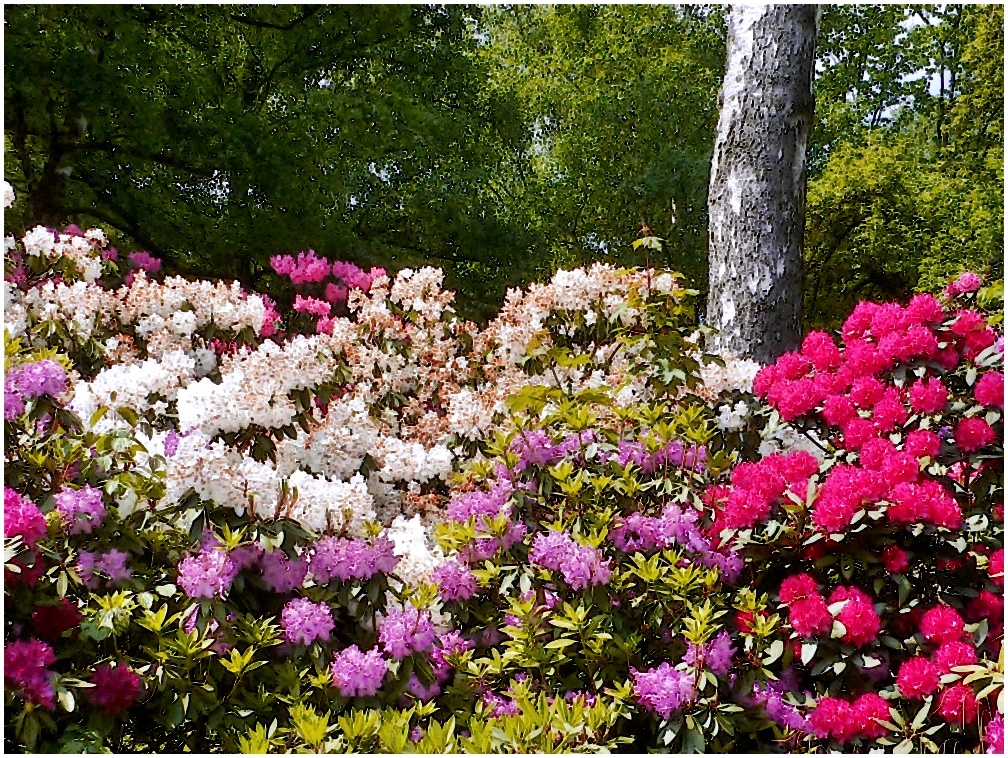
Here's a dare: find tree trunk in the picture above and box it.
[706,4,820,363]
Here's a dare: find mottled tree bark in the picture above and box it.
[706,4,820,363]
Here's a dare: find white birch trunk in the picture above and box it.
[706,4,820,363]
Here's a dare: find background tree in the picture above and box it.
[804,4,1003,328]
[3,5,534,318]
[705,5,820,362]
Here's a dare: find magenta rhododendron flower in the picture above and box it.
[879,545,909,573]
[4,489,47,548]
[908,377,949,415]
[897,656,940,699]
[89,664,142,714]
[920,604,967,644]
[808,696,858,743]
[985,714,1005,754]
[4,638,56,709]
[937,683,979,725]
[933,640,978,673]
[829,586,881,647]
[955,417,995,453]
[990,549,1004,586]
[974,371,1004,409]
[852,692,890,739]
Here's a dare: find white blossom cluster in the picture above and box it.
[22,225,107,283]
[71,350,196,431]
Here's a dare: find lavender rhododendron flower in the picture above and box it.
[330,645,387,697]
[632,663,696,719]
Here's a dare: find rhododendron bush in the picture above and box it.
[3,182,1003,753]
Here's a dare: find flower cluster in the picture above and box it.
[280,598,335,645]
[4,358,67,419]
[529,530,612,591]
[330,645,388,697]
[631,663,696,720]
[378,606,436,659]
[4,639,56,709]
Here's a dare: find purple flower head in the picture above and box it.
[308,536,398,583]
[447,478,513,523]
[281,598,335,645]
[54,485,106,535]
[632,663,696,720]
[229,542,264,572]
[529,530,611,590]
[177,548,237,599]
[685,631,736,677]
[430,630,473,683]
[483,691,522,718]
[407,674,441,701]
[127,251,162,273]
[433,559,478,602]
[163,430,181,458]
[259,549,307,593]
[752,683,809,731]
[100,246,118,261]
[330,645,387,697]
[96,549,132,586]
[379,606,435,659]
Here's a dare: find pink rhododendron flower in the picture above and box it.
[4,638,56,709]
[808,696,858,743]
[852,692,890,739]
[932,640,977,673]
[789,595,833,638]
[936,683,979,725]
[89,664,142,715]
[905,429,940,459]
[829,586,881,647]
[955,417,995,453]
[896,656,940,699]
[990,549,1004,586]
[974,371,1004,408]
[908,377,949,415]
[985,713,1005,754]
[945,272,982,297]
[920,605,966,644]
[801,330,842,371]
[879,545,909,574]
[4,489,47,548]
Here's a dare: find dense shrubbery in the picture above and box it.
[3,184,1004,753]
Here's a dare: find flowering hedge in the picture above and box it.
[3,181,1003,753]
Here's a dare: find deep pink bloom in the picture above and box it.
[933,640,978,673]
[990,549,1004,586]
[801,330,842,371]
[808,696,858,743]
[974,371,1004,409]
[936,683,979,725]
[89,664,142,714]
[789,595,833,638]
[955,417,995,453]
[779,574,819,605]
[4,638,56,709]
[920,605,966,644]
[4,489,47,548]
[897,656,940,699]
[32,598,84,645]
[905,429,940,459]
[985,713,1004,754]
[829,586,881,647]
[880,545,909,574]
[852,693,890,739]
[908,378,949,415]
